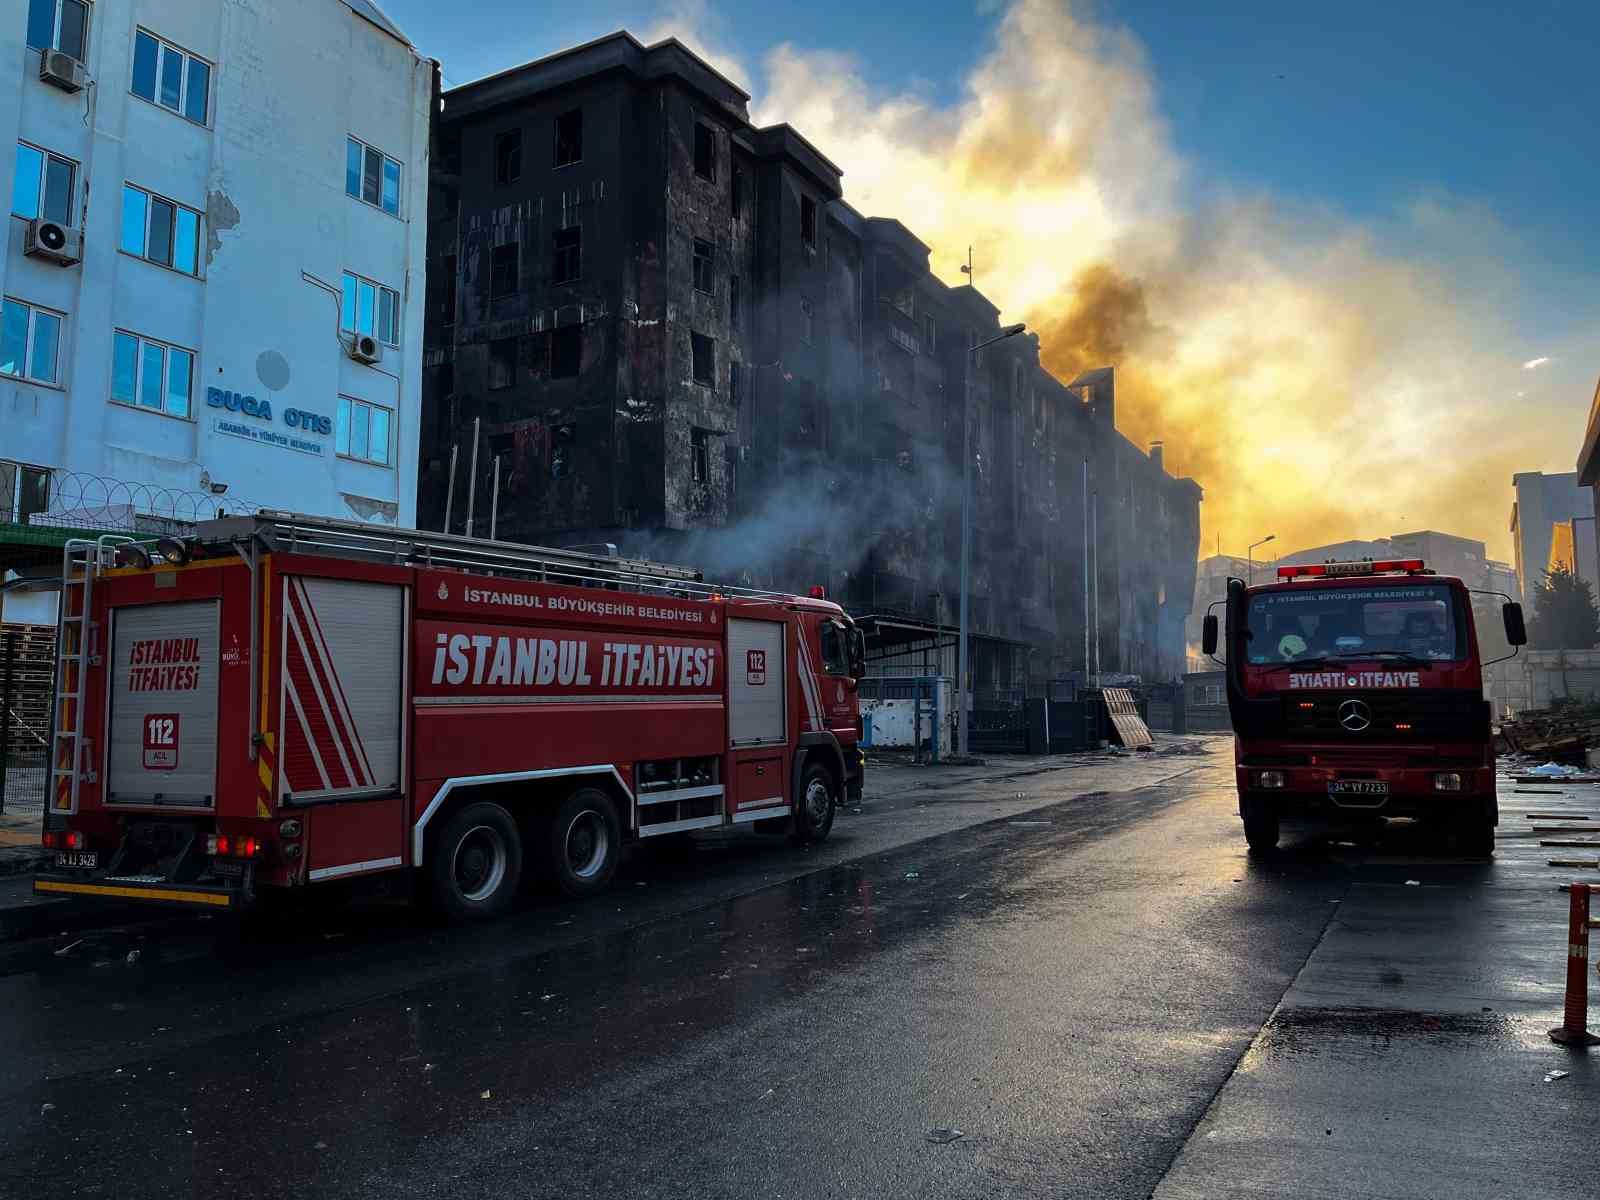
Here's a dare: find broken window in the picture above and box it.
[488,337,516,390]
[550,325,580,378]
[555,109,582,168]
[800,194,817,248]
[729,362,740,407]
[731,164,744,219]
[691,427,709,483]
[495,129,521,184]
[551,422,575,478]
[691,331,715,385]
[442,255,456,327]
[694,123,716,181]
[552,225,581,284]
[730,275,740,330]
[693,237,714,295]
[491,242,518,298]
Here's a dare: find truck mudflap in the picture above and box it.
[33,874,243,909]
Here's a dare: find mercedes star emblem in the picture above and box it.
[1338,698,1372,732]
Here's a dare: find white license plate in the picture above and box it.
[54,850,98,869]
[1328,781,1389,796]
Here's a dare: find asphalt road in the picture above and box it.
[0,744,1587,1199]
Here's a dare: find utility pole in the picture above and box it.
[958,321,1026,757]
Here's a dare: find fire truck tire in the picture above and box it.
[545,788,623,897]
[1458,813,1495,859]
[790,761,837,845]
[429,802,524,920]
[1241,799,1279,855]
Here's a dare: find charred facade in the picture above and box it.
[419,32,1201,689]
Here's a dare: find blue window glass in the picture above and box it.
[26,0,54,52]
[350,402,369,461]
[0,301,27,377]
[340,275,358,333]
[140,343,164,409]
[132,31,159,100]
[183,57,209,123]
[112,332,138,403]
[166,348,192,416]
[43,155,71,224]
[381,158,401,215]
[357,280,376,337]
[346,139,363,199]
[148,197,174,266]
[120,186,147,255]
[174,207,199,275]
[336,397,351,454]
[30,309,60,385]
[368,407,391,465]
[159,44,182,110]
[57,0,86,60]
[11,144,43,220]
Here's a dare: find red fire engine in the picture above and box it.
[1202,558,1526,856]
[33,513,867,918]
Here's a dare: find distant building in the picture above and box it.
[1509,471,1597,604]
[1185,554,1250,668]
[1274,539,1391,568]
[1576,374,1600,593]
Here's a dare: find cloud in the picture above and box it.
[1523,356,1552,370]
[652,0,1580,561]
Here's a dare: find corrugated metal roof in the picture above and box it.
[342,0,411,47]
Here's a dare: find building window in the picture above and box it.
[111,330,193,418]
[730,275,740,330]
[340,271,401,347]
[554,109,582,168]
[729,362,740,408]
[694,123,716,181]
[439,255,457,328]
[924,314,936,352]
[800,194,817,248]
[552,225,581,284]
[345,136,401,216]
[488,337,517,390]
[336,396,393,467]
[495,129,521,184]
[491,243,519,299]
[119,184,202,276]
[731,164,744,220]
[0,297,63,386]
[11,142,75,224]
[131,29,211,125]
[691,428,709,483]
[550,326,580,378]
[0,459,52,525]
[800,297,815,345]
[691,332,714,385]
[692,237,714,295]
[26,0,88,61]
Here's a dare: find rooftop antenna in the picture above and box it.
[959,245,974,289]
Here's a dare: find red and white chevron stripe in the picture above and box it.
[283,577,374,793]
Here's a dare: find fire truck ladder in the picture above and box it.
[191,511,805,604]
[51,537,133,815]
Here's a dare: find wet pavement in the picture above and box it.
[0,741,1593,1198]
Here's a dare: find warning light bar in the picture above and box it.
[1277,559,1426,580]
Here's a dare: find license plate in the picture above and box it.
[1328,781,1389,796]
[55,850,99,869]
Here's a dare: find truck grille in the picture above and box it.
[1282,690,1487,743]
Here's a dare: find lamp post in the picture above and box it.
[958,321,1026,757]
[1248,534,1276,585]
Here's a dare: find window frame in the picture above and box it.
[345,135,402,216]
[551,225,581,285]
[11,140,77,225]
[820,621,850,676]
[691,427,710,483]
[693,123,717,182]
[488,337,517,390]
[339,270,402,348]
[692,237,714,296]
[335,395,394,467]
[550,326,581,379]
[110,328,195,419]
[0,296,66,387]
[27,0,89,61]
[0,459,54,526]
[490,242,520,300]
[730,274,740,331]
[494,128,522,185]
[554,109,583,169]
[800,194,818,248]
[690,331,715,386]
[130,28,212,126]
[119,182,203,278]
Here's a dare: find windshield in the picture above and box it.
[1245,583,1466,665]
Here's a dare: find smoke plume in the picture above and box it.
[656,0,1582,562]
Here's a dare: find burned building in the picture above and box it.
[418,32,1201,688]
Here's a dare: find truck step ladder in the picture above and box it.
[50,537,132,815]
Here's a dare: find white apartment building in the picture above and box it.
[0,0,433,534]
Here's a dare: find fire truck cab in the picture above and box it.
[33,514,866,919]
[1202,557,1526,857]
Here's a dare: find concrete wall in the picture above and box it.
[1,0,432,524]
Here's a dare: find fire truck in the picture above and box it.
[1201,558,1526,856]
[32,513,867,918]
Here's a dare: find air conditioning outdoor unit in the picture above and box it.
[39,50,87,93]
[25,219,82,266]
[348,334,382,364]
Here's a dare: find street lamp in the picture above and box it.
[1248,534,1276,585]
[958,321,1027,757]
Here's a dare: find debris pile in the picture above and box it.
[1497,706,1600,763]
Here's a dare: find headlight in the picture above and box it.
[1433,772,1463,792]
[1257,770,1286,789]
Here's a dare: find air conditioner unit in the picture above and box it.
[39,50,87,93]
[348,334,382,364]
[25,219,82,266]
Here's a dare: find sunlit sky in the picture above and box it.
[376,0,1600,562]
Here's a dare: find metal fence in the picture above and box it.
[1,624,55,817]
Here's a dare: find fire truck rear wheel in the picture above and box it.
[545,788,622,898]
[430,801,524,920]
[790,761,838,846]
[1241,798,1279,855]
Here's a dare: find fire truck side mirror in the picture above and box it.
[1201,614,1219,657]
[1502,602,1527,647]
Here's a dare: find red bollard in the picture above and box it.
[1550,882,1600,1047]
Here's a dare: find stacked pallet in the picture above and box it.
[1498,706,1600,762]
[0,624,57,758]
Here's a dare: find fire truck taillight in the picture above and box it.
[809,585,827,599]
[42,831,86,850]
[207,834,263,858]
